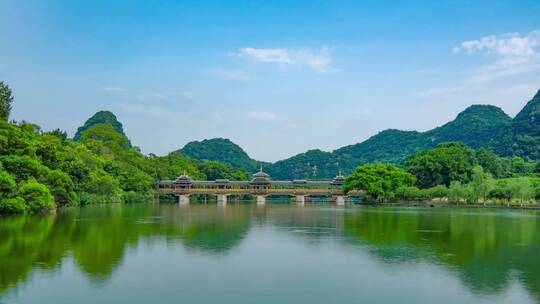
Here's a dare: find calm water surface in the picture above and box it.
[1,203,540,303]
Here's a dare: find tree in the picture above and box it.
[40,169,79,206]
[0,81,13,121]
[468,166,494,203]
[448,181,469,203]
[475,148,509,178]
[488,180,513,204]
[508,177,534,204]
[83,170,121,196]
[343,164,416,202]
[0,197,28,213]
[404,142,476,188]
[0,170,16,198]
[509,157,533,177]
[19,179,54,211]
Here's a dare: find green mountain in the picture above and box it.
[174,105,513,180]
[176,138,268,173]
[425,105,512,147]
[334,104,512,165]
[489,89,540,159]
[74,111,129,144]
[171,92,540,180]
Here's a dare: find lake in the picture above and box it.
[1,202,539,303]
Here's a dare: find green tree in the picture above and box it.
[83,170,121,196]
[0,170,17,198]
[508,177,534,204]
[509,157,533,177]
[344,164,416,202]
[0,81,13,121]
[448,181,469,203]
[0,197,28,213]
[19,179,54,211]
[469,166,495,203]
[40,169,79,206]
[488,180,513,204]
[0,155,45,183]
[404,142,476,188]
[475,148,510,178]
[426,185,449,198]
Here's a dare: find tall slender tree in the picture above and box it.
[0,81,14,121]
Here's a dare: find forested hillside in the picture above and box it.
[176,138,269,173]
[490,89,540,159]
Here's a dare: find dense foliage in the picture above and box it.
[343,164,416,202]
[403,142,477,188]
[341,140,540,205]
[490,89,540,159]
[0,118,251,214]
[0,86,250,214]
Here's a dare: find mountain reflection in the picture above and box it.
[1,204,540,301]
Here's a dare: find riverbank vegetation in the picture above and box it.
[344,142,540,206]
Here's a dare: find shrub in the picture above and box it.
[427,185,448,198]
[0,197,28,213]
[122,191,153,203]
[0,170,16,198]
[396,186,429,201]
[19,179,54,211]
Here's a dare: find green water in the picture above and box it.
[1,203,540,303]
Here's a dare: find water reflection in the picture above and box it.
[1,203,540,302]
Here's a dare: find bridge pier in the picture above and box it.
[295,195,305,205]
[256,195,266,205]
[217,194,228,205]
[178,194,190,205]
[335,195,345,206]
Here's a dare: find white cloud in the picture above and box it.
[244,111,277,121]
[233,46,332,73]
[453,30,540,83]
[207,68,249,80]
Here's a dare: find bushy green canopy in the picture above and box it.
[343,164,416,201]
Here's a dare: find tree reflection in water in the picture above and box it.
[1,204,540,301]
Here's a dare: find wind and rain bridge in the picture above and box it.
[158,168,360,205]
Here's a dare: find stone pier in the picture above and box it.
[217,194,228,205]
[256,195,266,205]
[335,196,345,206]
[178,194,190,205]
[295,195,305,205]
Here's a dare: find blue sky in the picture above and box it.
[1,0,540,161]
